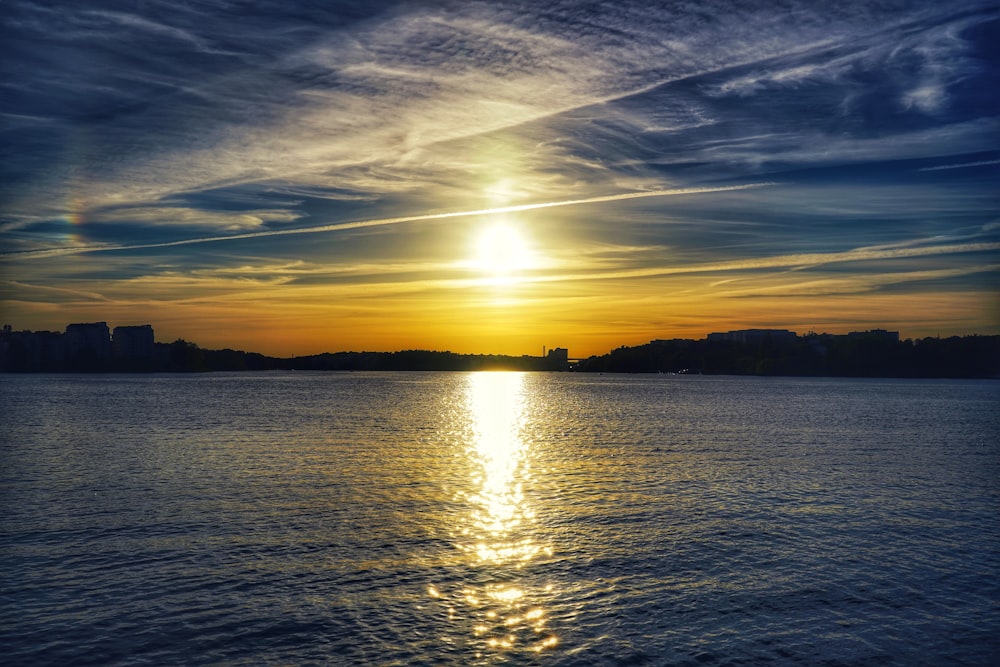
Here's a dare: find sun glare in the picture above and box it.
[473,223,535,284]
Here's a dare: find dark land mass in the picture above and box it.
[2,325,999,378]
[0,337,570,374]
[573,334,1000,378]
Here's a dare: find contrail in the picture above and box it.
[2,182,776,260]
[917,159,1000,171]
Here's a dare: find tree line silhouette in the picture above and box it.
[2,329,998,377]
[574,333,1000,378]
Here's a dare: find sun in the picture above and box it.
[472,223,536,284]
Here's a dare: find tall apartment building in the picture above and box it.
[65,322,112,359]
[113,324,155,360]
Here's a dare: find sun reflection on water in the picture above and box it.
[464,371,535,563]
[426,372,559,658]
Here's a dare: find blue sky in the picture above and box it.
[1,1,998,356]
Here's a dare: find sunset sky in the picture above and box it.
[2,1,998,357]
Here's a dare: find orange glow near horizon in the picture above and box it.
[14,280,992,360]
[4,187,998,358]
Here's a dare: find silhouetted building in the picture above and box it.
[0,329,66,371]
[848,329,899,342]
[706,329,797,344]
[546,347,569,370]
[113,324,155,361]
[65,322,111,367]
[35,331,67,370]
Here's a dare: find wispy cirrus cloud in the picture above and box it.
[527,241,1000,286]
[0,183,776,260]
[5,1,993,227]
[917,159,1000,171]
[714,265,1000,299]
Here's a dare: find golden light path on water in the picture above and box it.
[427,372,558,658]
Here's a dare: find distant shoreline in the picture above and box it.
[3,370,998,381]
[3,330,998,379]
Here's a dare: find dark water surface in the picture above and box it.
[2,372,998,665]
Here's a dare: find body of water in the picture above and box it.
[1,372,998,665]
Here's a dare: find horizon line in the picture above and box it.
[5,321,995,357]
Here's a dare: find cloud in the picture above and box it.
[917,159,1000,171]
[92,206,304,231]
[714,265,1000,298]
[0,183,776,260]
[6,0,993,233]
[15,237,992,315]
[2,280,111,302]
[523,241,1000,286]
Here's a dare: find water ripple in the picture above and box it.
[2,373,998,665]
